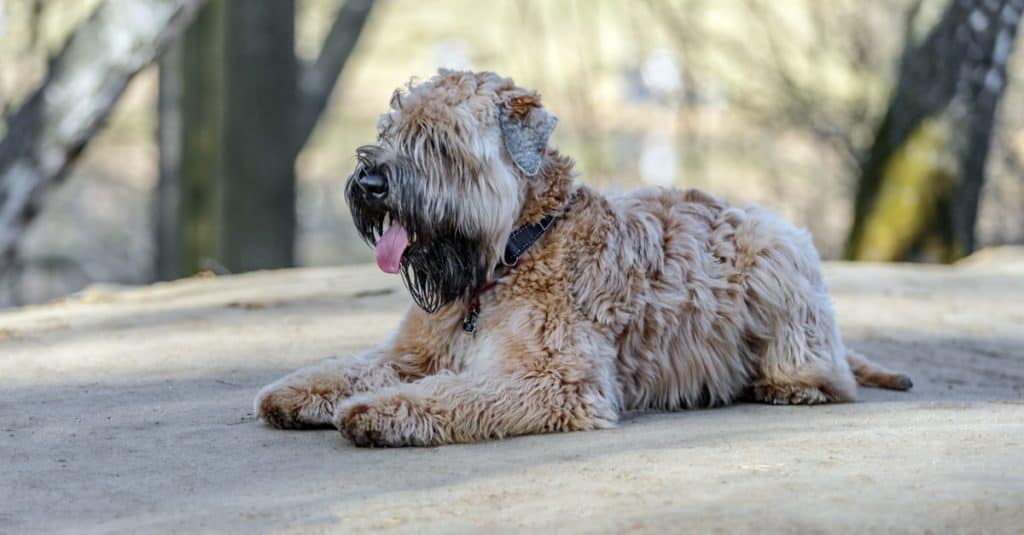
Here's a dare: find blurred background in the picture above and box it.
[0,0,1021,307]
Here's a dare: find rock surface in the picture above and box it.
[2,251,1023,533]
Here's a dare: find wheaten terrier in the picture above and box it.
[256,70,912,447]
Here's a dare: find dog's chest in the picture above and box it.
[446,298,533,373]
[449,330,503,373]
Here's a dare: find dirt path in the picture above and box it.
[2,251,1022,533]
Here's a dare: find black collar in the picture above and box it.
[501,214,555,267]
[462,213,560,333]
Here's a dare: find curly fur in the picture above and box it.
[256,70,912,446]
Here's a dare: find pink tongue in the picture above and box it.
[375,222,409,274]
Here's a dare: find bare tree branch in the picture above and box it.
[294,0,375,153]
[0,0,207,273]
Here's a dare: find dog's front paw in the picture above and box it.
[333,396,445,447]
[255,383,337,429]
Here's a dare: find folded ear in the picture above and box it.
[499,95,558,176]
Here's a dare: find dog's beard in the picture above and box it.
[347,180,489,313]
[398,230,488,313]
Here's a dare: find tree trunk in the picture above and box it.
[157,0,296,277]
[221,1,298,272]
[156,1,227,278]
[846,0,1023,262]
[155,0,374,279]
[155,40,184,281]
[0,0,206,275]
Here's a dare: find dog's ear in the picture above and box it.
[499,94,557,176]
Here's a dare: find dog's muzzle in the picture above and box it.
[344,153,491,314]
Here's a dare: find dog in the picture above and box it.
[255,70,912,447]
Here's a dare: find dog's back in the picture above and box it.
[563,184,898,410]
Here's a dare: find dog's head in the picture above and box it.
[345,70,559,313]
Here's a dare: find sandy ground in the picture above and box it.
[1,250,1023,533]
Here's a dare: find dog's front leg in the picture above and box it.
[256,307,448,429]
[333,369,618,447]
[254,347,405,429]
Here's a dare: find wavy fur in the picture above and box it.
[256,70,912,446]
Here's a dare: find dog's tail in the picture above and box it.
[846,350,913,391]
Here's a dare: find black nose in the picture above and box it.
[357,173,387,199]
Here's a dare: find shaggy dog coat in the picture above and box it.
[256,70,912,447]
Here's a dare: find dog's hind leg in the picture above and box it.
[736,210,860,405]
[751,350,858,405]
[749,320,858,406]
